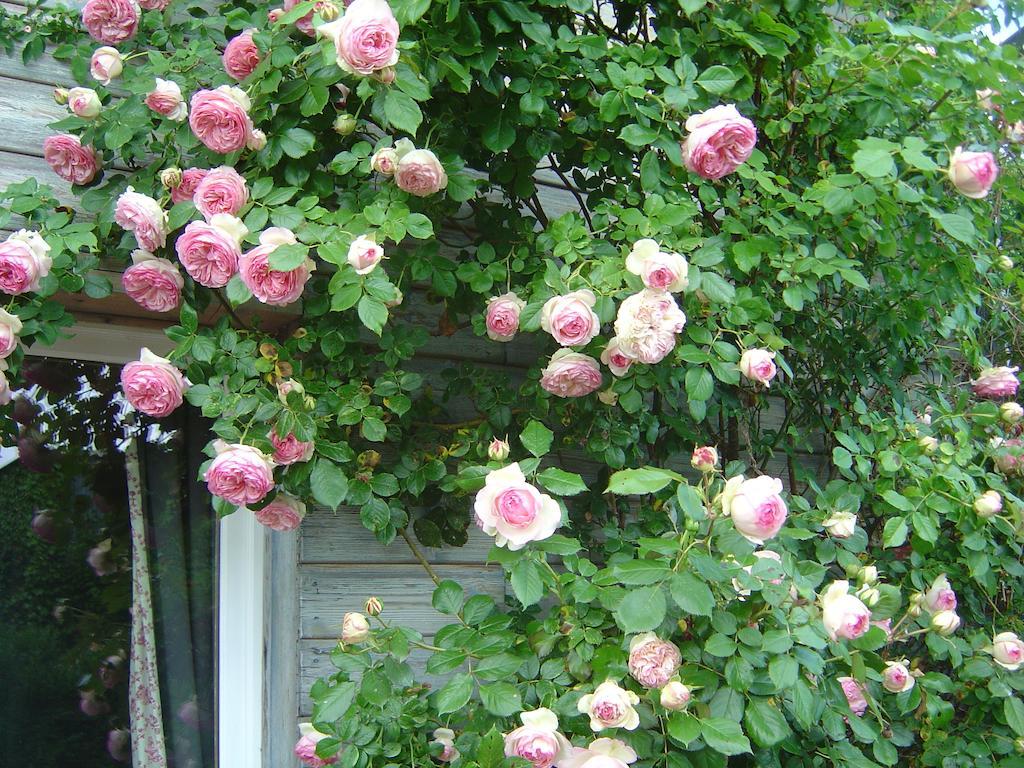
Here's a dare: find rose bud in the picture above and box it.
[53,87,69,105]
[488,437,510,461]
[855,585,880,607]
[247,128,268,151]
[333,114,356,135]
[597,388,618,406]
[67,87,101,119]
[315,0,339,20]
[972,366,1020,399]
[918,436,938,454]
[385,289,403,308]
[1016,738,1024,756]
[923,574,957,613]
[267,7,283,22]
[1001,402,1023,424]
[930,610,961,636]
[948,147,998,199]
[372,66,396,85]
[371,147,398,176]
[999,255,1015,271]
[690,445,718,473]
[739,348,777,387]
[90,46,123,85]
[974,490,1002,518]
[989,631,1024,671]
[882,661,915,693]
[160,167,183,189]
[341,611,369,644]
[31,509,57,543]
[364,597,383,616]
[659,681,692,711]
[823,510,856,539]
[859,565,878,585]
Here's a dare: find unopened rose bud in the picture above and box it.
[930,610,961,636]
[385,289,403,308]
[859,565,878,585]
[974,490,1002,518]
[882,661,915,693]
[1001,402,1023,424]
[292,327,308,339]
[684,518,700,532]
[487,437,510,462]
[67,87,101,119]
[31,509,57,543]
[303,395,316,410]
[999,255,1015,271]
[918,406,932,426]
[247,128,267,151]
[160,167,183,189]
[315,0,339,20]
[660,681,692,711]
[277,378,305,405]
[856,586,880,607]
[335,83,351,107]
[918,436,938,454]
[341,612,369,644]
[1016,737,1024,755]
[676,618,688,634]
[364,597,383,616]
[597,388,618,406]
[372,66,396,85]
[823,511,857,539]
[53,87,69,105]
[908,592,924,618]
[333,114,357,136]
[268,7,284,22]
[359,450,381,468]
[259,342,278,359]
[690,445,718,473]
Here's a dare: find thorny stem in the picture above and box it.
[401,526,441,586]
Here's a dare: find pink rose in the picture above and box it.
[138,0,170,9]
[681,104,757,180]
[613,290,686,364]
[120,347,186,417]
[923,574,957,613]
[342,611,369,643]
[82,0,139,44]
[739,348,777,387]
[371,146,398,175]
[994,438,1024,477]
[87,538,116,576]
[0,309,22,358]
[106,728,130,763]
[175,214,247,288]
[948,147,998,199]
[145,79,188,121]
[820,581,871,641]
[690,445,718,472]
[317,0,399,75]
[540,349,603,398]
[79,689,109,717]
[240,227,315,306]
[0,230,52,294]
[30,509,56,543]
[659,683,691,712]
[485,292,525,342]
[189,86,256,154]
[627,633,681,689]
[269,428,315,465]
[487,437,510,461]
[115,187,168,252]
[295,723,337,767]
[170,167,208,204]
[989,632,1024,671]
[121,250,183,312]
[204,441,275,505]
[253,493,306,531]
[600,337,636,377]
[43,134,100,185]
[541,289,600,347]
[578,680,641,731]
[394,147,448,197]
[194,166,249,219]
[474,462,561,550]
[67,87,101,119]
[837,677,867,717]
[90,46,123,84]
[503,708,572,768]
[223,29,261,81]
[0,367,10,405]
[560,739,638,768]
[347,235,383,275]
[625,239,689,293]
[722,474,787,544]
[431,728,460,763]
[283,0,316,36]
[972,366,1019,399]
[882,661,914,693]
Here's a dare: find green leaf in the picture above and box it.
[536,467,587,496]
[477,729,506,768]
[313,681,357,725]
[406,213,434,239]
[483,110,516,152]
[520,420,554,458]
[882,490,914,512]
[311,459,348,511]
[619,123,660,147]
[700,717,752,756]
[511,560,544,606]
[685,366,714,402]
[882,517,908,548]
[696,65,739,94]
[607,467,682,495]
[479,682,523,716]
[383,89,423,135]
[300,84,330,117]
[852,146,896,178]
[744,699,792,748]
[359,497,390,531]
[934,212,975,244]
[769,656,799,690]
[1005,698,1024,736]
[614,585,666,632]
[434,673,474,714]
[612,559,671,586]
[225,274,252,306]
[357,296,388,336]
[667,712,701,745]
[280,127,316,158]
[670,572,715,617]
[432,579,464,615]
[678,0,707,14]
[332,281,362,312]
[268,242,309,271]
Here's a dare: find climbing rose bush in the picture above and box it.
[3,0,1024,766]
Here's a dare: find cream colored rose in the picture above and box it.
[577,680,640,731]
[625,239,689,293]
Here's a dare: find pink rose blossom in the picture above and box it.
[540,349,603,398]
[189,86,256,154]
[0,366,11,406]
[691,445,718,472]
[613,290,686,364]
[0,309,18,359]
[283,0,316,36]
[204,441,275,505]
[431,728,460,763]
[838,676,867,717]
[107,728,130,762]
[541,289,600,347]
[625,239,689,293]
[43,134,100,185]
[30,509,57,542]
[269,428,315,465]
[474,463,561,550]
[115,187,168,252]
[371,146,398,175]
[253,493,306,532]
[0,230,52,294]
[170,167,208,204]
[681,104,757,180]
[342,611,369,643]
[948,147,998,199]
[394,147,448,197]
[485,292,525,342]
[317,0,399,75]
[138,0,170,9]
[240,227,315,306]
[560,739,638,768]
[295,724,337,767]
[82,0,139,44]
[87,538,116,576]
[487,437,510,461]
[503,708,572,768]
[90,46,122,84]
[79,689,109,717]
[820,581,871,641]
[721,474,788,544]
[989,632,1024,671]
[882,661,914,693]
[347,235,383,275]
[923,574,957,613]
[627,633,681,688]
[972,366,1019,399]
[578,680,641,731]
[223,30,261,81]
[145,79,188,122]
[193,166,249,219]
[600,338,636,377]
[120,347,186,417]
[67,87,101,119]
[739,348,777,387]
[121,250,183,312]
[175,214,247,288]
[659,683,691,712]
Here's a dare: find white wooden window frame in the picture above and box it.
[28,321,272,768]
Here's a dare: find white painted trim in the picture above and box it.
[218,510,267,768]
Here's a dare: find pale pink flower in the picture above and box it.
[283,0,316,36]
[988,632,1024,671]
[67,87,101,119]
[342,611,369,643]
[972,366,1019,399]
[577,680,640,731]
[0,309,21,358]
[269,428,315,465]
[659,682,691,711]
[106,728,130,762]
[121,250,183,312]
[721,474,787,544]
[503,708,572,768]
[295,723,337,767]
[87,538,116,577]
[882,661,914,693]
[43,134,100,185]
[690,445,718,472]
[559,739,638,768]
[0,230,52,294]
[681,104,757,180]
[948,147,998,199]
[837,676,867,717]
[431,728,460,763]
[189,86,256,154]
[394,146,447,197]
[613,290,685,364]
[474,462,561,550]
[175,214,247,289]
[79,689,109,717]
[371,146,398,175]
[347,235,383,275]
[600,337,636,377]
[115,187,168,252]
[253,493,306,532]
[973,490,1002,518]
[120,347,186,418]
[820,581,871,641]
[540,349,603,398]
[625,239,689,292]
[317,0,400,75]
[193,166,249,220]
[170,167,208,204]
[90,46,122,84]
[239,228,314,306]
[223,29,261,80]
[923,574,957,613]
[739,348,777,386]
[82,0,139,44]
[485,292,525,342]
[822,510,856,538]
[627,633,681,689]
[204,441,275,505]
[541,289,600,347]
[145,79,188,121]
